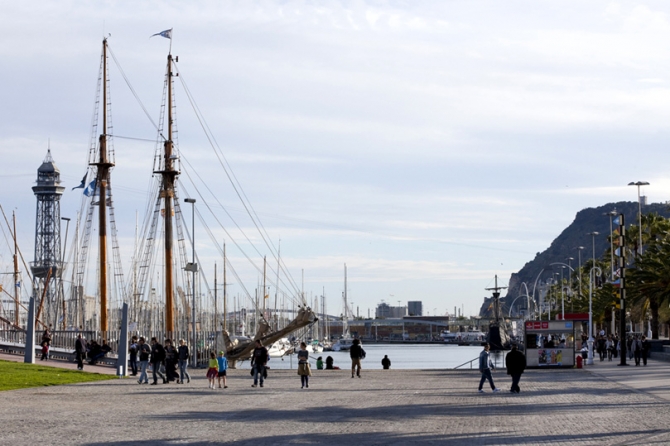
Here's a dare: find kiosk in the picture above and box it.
[524,320,577,368]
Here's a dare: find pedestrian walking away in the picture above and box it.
[478,343,500,393]
[177,339,191,384]
[250,340,268,388]
[75,334,87,371]
[381,355,391,370]
[350,339,365,378]
[207,351,218,389]
[217,351,228,389]
[150,337,167,385]
[137,337,151,384]
[641,336,651,366]
[505,344,526,393]
[128,336,139,376]
[297,342,311,389]
[631,335,642,366]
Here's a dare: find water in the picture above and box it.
[237,344,508,370]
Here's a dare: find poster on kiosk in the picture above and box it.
[524,320,576,368]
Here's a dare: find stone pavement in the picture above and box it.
[1,356,670,445]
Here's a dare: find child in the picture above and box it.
[207,351,218,389]
[40,341,49,361]
[217,351,228,389]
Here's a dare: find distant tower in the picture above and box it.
[31,149,65,328]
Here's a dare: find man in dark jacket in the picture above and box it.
[75,334,87,370]
[150,337,167,385]
[350,339,365,378]
[381,355,391,370]
[505,344,527,394]
[250,340,268,388]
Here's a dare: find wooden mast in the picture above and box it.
[160,51,178,334]
[223,242,227,331]
[93,38,114,332]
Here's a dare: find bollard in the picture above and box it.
[576,355,583,369]
[117,365,124,377]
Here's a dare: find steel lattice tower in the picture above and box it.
[31,149,65,327]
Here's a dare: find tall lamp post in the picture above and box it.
[184,198,197,367]
[628,181,649,255]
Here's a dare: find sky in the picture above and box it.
[1,1,669,319]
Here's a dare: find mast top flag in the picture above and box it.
[151,28,173,52]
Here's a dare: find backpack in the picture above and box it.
[360,348,366,360]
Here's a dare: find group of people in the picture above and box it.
[71,334,111,370]
[130,336,192,385]
[478,343,527,394]
[591,332,651,366]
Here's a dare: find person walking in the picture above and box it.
[297,342,311,389]
[505,344,526,393]
[128,336,138,376]
[164,339,178,383]
[217,351,228,389]
[41,325,53,360]
[381,355,391,370]
[350,339,365,378]
[75,334,87,371]
[207,351,218,389]
[177,339,191,384]
[478,343,500,393]
[250,340,268,388]
[150,337,167,385]
[641,335,651,366]
[137,337,151,384]
[631,335,642,366]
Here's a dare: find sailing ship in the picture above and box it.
[59,34,317,366]
[485,275,512,350]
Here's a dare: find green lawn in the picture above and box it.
[0,360,117,391]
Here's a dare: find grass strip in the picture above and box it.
[0,360,117,391]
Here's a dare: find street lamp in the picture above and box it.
[575,247,584,297]
[628,181,649,255]
[587,266,602,366]
[588,232,599,268]
[184,197,197,367]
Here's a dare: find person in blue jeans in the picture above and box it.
[478,343,500,393]
[177,339,191,384]
[137,337,151,384]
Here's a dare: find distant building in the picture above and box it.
[376,302,407,319]
[408,301,423,316]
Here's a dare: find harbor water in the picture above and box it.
[238,343,508,370]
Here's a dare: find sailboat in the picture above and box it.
[332,264,355,352]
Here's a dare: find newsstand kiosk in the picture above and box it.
[524,320,576,368]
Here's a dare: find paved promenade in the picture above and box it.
[1,354,669,445]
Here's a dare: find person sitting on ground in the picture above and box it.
[381,355,391,370]
[325,356,334,370]
[90,340,111,365]
[88,340,101,364]
[316,356,324,370]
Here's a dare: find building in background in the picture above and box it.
[375,302,407,319]
[408,301,423,316]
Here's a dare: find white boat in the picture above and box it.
[267,337,292,358]
[305,339,323,353]
[440,331,459,344]
[332,264,356,352]
[332,336,355,351]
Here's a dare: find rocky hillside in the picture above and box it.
[479,201,670,318]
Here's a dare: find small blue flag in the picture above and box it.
[151,28,172,39]
[84,179,97,197]
[72,173,87,191]
[15,281,20,288]
[613,216,620,226]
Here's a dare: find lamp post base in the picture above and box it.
[586,338,594,365]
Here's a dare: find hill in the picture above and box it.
[478,201,670,318]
